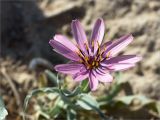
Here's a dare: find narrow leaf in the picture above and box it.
[23,87,59,115]
[77,94,99,110]
[45,70,58,85]
[67,109,77,120]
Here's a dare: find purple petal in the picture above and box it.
[92,68,112,83]
[90,18,105,54]
[73,69,88,82]
[97,73,113,83]
[49,36,80,61]
[71,20,88,54]
[95,67,106,75]
[54,63,84,74]
[106,63,135,71]
[100,41,113,51]
[89,71,99,91]
[54,35,79,52]
[103,35,133,57]
[104,55,142,64]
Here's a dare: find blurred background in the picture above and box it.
[0,0,160,120]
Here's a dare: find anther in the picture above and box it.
[84,43,89,54]
[92,62,95,66]
[92,41,94,47]
[95,62,99,67]
[99,55,103,61]
[79,59,83,63]
[84,56,89,61]
[97,41,101,55]
[106,51,111,58]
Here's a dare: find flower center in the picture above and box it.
[77,42,110,70]
[85,56,100,69]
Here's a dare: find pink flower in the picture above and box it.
[49,18,142,91]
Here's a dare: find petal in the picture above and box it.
[104,55,142,64]
[103,35,133,57]
[54,34,79,52]
[73,69,88,82]
[97,73,113,83]
[90,18,105,54]
[100,41,113,51]
[95,67,106,75]
[54,63,84,74]
[89,71,99,91]
[93,68,112,83]
[107,63,135,71]
[49,39,80,61]
[71,20,88,54]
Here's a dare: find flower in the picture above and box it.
[49,18,142,91]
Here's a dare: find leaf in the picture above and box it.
[23,87,59,113]
[115,95,154,106]
[116,95,160,117]
[45,70,58,85]
[77,100,91,110]
[77,94,99,110]
[39,110,50,119]
[80,79,90,93]
[156,102,160,116]
[77,94,108,120]
[98,78,133,106]
[49,97,63,118]
[67,109,77,120]
[61,87,81,97]
[0,96,8,120]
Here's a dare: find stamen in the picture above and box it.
[101,46,107,55]
[92,62,95,66]
[95,62,99,67]
[84,43,89,54]
[106,51,110,58]
[92,41,94,48]
[99,55,103,61]
[84,43,88,50]
[76,50,83,58]
[94,41,101,61]
[97,41,101,55]
[79,59,83,63]
[84,56,89,61]
[76,44,86,57]
[77,41,102,69]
